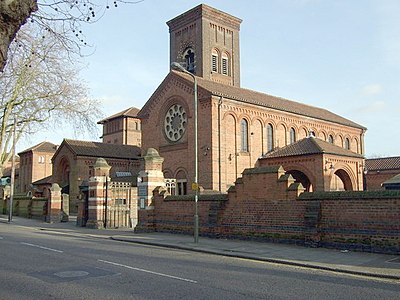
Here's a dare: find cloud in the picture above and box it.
[361,84,383,96]
[359,100,386,113]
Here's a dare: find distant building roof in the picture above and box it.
[18,141,58,155]
[262,136,364,159]
[365,156,400,172]
[382,173,400,190]
[382,173,400,185]
[58,139,141,160]
[139,71,366,130]
[97,107,140,124]
[32,175,52,186]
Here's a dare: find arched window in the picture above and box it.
[290,127,296,144]
[328,135,334,144]
[355,139,359,153]
[221,52,230,75]
[183,47,195,73]
[345,138,350,150]
[211,49,219,72]
[267,123,274,152]
[176,170,188,195]
[240,119,248,152]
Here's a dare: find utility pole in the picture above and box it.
[8,118,17,223]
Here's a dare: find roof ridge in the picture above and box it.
[171,71,365,130]
[18,141,57,155]
[311,136,328,153]
[97,106,140,124]
[263,136,363,159]
[366,156,400,161]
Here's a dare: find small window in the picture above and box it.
[240,119,248,152]
[212,54,218,72]
[177,180,187,195]
[183,47,195,73]
[290,128,296,144]
[328,135,334,144]
[221,52,230,76]
[38,156,45,164]
[165,178,177,195]
[345,138,350,150]
[222,58,228,74]
[267,123,274,152]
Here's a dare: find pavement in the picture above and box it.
[1,214,399,281]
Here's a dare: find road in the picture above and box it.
[0,223,399,300]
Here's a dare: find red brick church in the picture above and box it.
[138,4,366,194]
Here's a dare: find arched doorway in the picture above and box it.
[330,169,353,191]
[54,156,71,194]
[286,170,313,192]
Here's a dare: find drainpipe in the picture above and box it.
[218,97,223,192]
[124,117,128,144]
[360,129,366,155]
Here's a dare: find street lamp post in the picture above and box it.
[171,62,199,243]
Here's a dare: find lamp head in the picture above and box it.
[171,62,186,72]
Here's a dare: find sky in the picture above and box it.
[18,0,400,158]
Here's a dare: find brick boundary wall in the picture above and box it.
[1,196,48,220]
[136,187,228,235]
[136,166,400,254]
[298,191,400,253]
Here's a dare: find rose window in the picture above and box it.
[164,104,187,142]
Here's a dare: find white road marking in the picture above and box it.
[98,259,198,284]
[20,242,64,253]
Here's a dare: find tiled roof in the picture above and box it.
[382,173,400,185]
[171,71,365,130]
[18,141,58,155]
[365,156,400,171]
[262,136,364,159]
[97,107,140,124]
[32,175,52,185]
[62,139,141,160]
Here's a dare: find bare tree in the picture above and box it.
[0,23,103,177]
[0,0,143,70]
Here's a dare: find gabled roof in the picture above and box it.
[139,71,366,130]
[97,107,140,124]
[365,156,400,171]
[32,175,52,186]
[382,173,400,186]
[55,139,141,160]
[262,136,364,159]
[18,141,58,155]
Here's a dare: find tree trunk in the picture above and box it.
[0,0,38,71]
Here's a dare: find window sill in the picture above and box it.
[237,151,250,156]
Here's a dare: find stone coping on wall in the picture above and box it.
[14,196,48,201]
[298,190,400,200]
[164,193,228,202]
[242,166,284,175]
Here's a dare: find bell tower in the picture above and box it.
[167,4,242,87]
